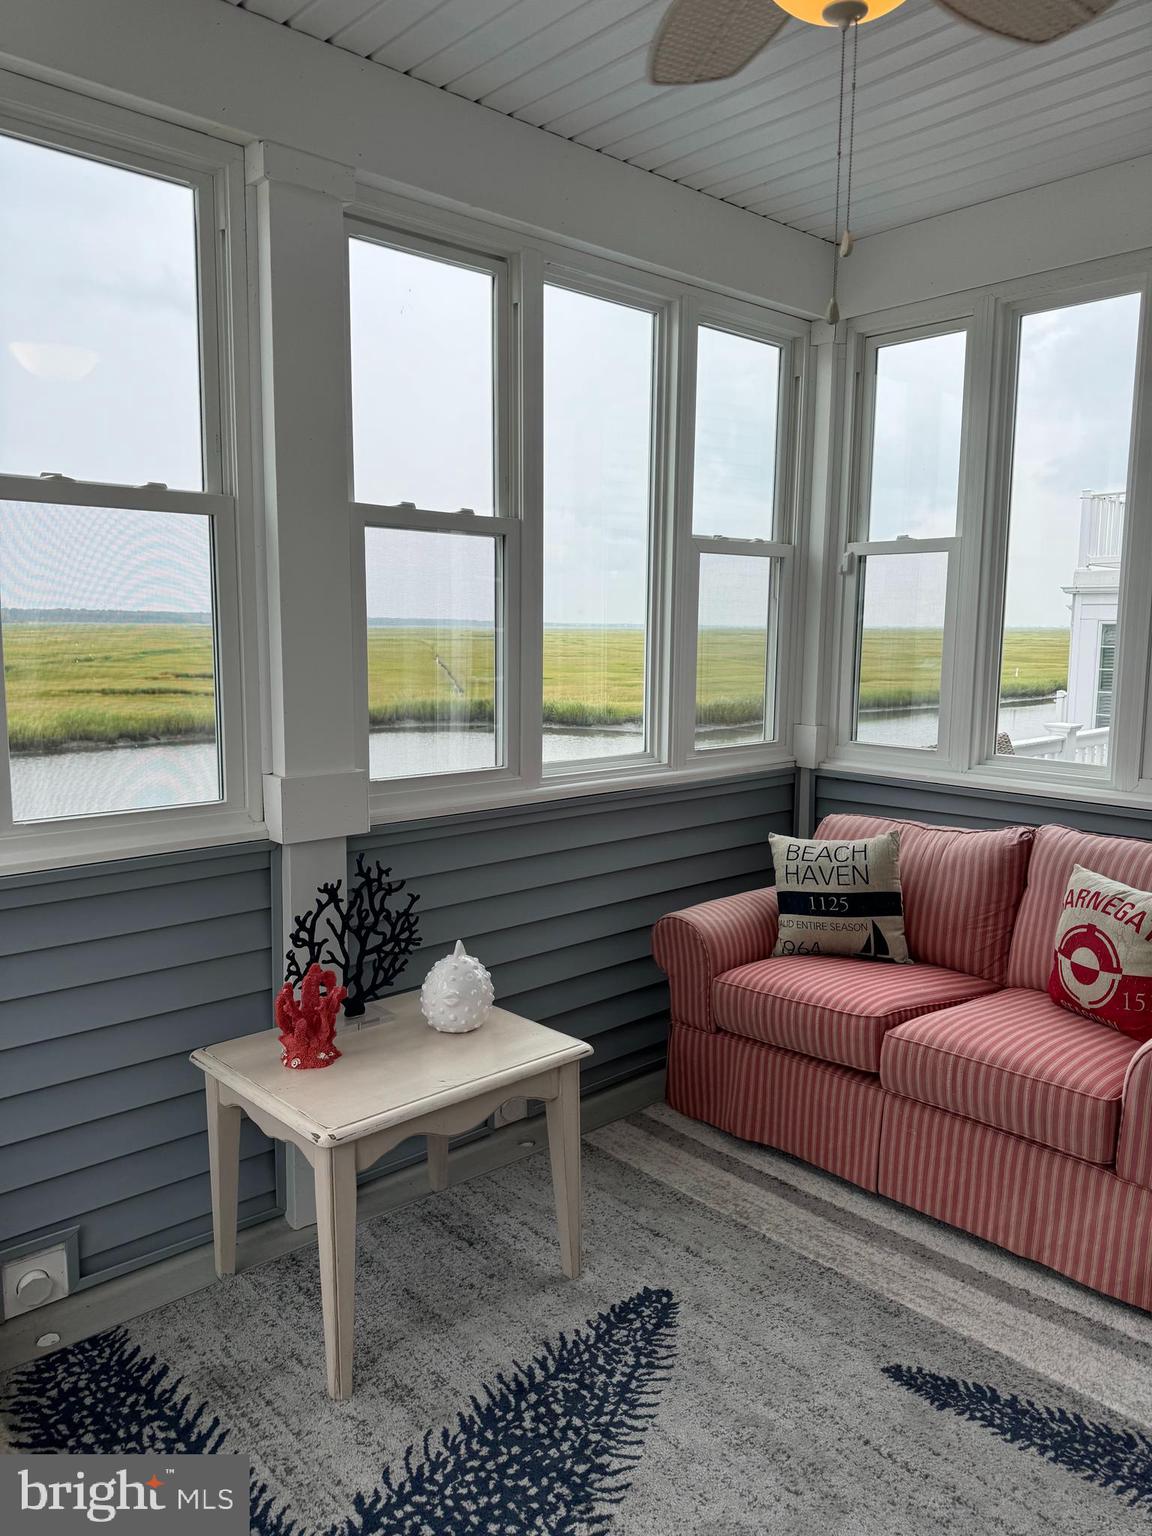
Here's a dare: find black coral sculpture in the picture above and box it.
[285,854,422,1017]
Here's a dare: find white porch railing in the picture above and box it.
[1011,724,1109,765]
[1079,490,1125,566]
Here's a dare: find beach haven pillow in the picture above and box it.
[1049,865,1152,1041]
[768,832,910,964]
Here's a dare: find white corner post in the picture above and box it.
[793,317,849,819]
[247,142,370,1230]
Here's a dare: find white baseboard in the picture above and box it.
[0,1068,665,1373]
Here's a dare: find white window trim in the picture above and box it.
[825,249,1152,808]
[830,312,975,774]
[0,75,265,875]
[345,194,811,827]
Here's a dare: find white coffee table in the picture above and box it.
[191,992,593,1399]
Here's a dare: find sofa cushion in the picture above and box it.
[712,955,998,1074]
[815,814,1033,983]
[1008,824,1152,992]
[881,987,1141,1164]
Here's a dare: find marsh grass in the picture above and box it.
[857,627,1069,711]
[2,621,1073,751]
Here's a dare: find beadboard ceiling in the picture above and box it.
[223,0,1152,238]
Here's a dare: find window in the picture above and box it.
[349,233,513,786]
[994,295,1140,771]
[350,222,803,808]
[542,286,657,767]
[0,127,244,845]
[690,324,786,753]
[838,273,1150,796]
[1097,622,1117,730]
[847,329,967,752]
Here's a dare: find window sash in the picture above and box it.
[345,222,511,518]
[352,505,520,793]
[686,539,791,757]
[670,301,803,769]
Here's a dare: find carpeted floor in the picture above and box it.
[6,1103,1152,1534]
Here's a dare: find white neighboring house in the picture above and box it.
[1064,489,1122,735]
[1009,490,1121,766]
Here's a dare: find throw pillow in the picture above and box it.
[768,831,910,964]
[1049,865,1152,1041]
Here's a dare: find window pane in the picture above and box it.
[853,552,948,750]
[693,327,780,539]
[350,241,494,513]
[365,528,498,780]
[0,135,202,489]
[0,501,219,820]
[995,295,1140,769]
[868,332,965,539]
[696,555,774,750]
[543,287,653,765]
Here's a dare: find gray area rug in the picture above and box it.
[6,1103,1152,1534]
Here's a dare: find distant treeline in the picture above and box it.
[1,609,212,625]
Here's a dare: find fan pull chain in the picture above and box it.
[825,18,859,326]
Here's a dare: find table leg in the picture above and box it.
[314,1144,358,1400]
[426,1134,450,1192]
[546,1061,583,1279]
[205,1077,242,1279]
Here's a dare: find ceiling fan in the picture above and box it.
[648,0,1119,323]
[649,0,1120,86]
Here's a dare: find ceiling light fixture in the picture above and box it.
[775,0,906,26]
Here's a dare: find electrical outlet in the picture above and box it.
[493,1097,528,1127]
[1,1231,78,1320]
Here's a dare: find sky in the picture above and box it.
[0,132,1141,645]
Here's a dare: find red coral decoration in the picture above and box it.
[275,963,347,1071]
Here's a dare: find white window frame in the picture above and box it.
[0,75,263,875]
[673,296,807,772]
[826,250,1152,807]
[346,189,810,826]
[830,314,976,771]
[970,272,1151,796]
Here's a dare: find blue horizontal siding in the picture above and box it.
[0,842,279,1284]
[815,772,1152,839]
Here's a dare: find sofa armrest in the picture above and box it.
[1118,1040,1152,1188]
[652,887,779,1033]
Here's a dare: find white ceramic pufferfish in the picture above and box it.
[420,940,495,1033]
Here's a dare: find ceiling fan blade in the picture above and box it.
[934,0,1119,43]
[648,0,789,85]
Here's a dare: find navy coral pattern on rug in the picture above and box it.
[3,1286,679,1536]
[885,1363,1152,1514]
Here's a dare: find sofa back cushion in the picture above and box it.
[814,814,1034,982]
[1008,824,1152,991]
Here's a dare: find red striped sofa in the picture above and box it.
[653,814,1152,1311]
